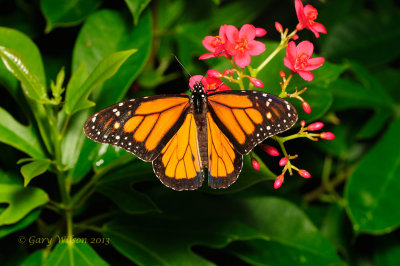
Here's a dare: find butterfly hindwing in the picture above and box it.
[206,112,243,188]
[84,95,190,161]
[152,112,204,190]
[207,90,298,155]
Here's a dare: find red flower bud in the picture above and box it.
[255,28,267,37]
[279,71,286,78]
[279,157,288,167]
[300,120,306,127]
[261,144,279,157]
[275,22,283,33]
[223,69,235,76]
[274,175,284,189]
[251,157,260,170]
[320,132,335,140]
[207,69,223,78]
[292,34,299,40]
[302,101,311,114]
[307,122,324,131]
[299,169,311,179]
[249,77,263,88]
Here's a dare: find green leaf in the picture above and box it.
[322,11,400,67]
[125,0,151,25]
[374,234,400,266]
[0,27,46,97]
[103,195,342,265]
[20,159,51,187]
[40,0,103,33]
[0,184,48,225]
[64,49,137,115]
[0,107,46,159]
[44,242,109,266]
[0,46,47,103]
[97,160,160,214]
[21,250,46,266]
[345,119,400,234]
[0,209,40,238]
[72,9,152,109]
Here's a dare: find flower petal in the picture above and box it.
[239,24,256,40]
[199,53,215,60]
[298,71,314,81]
[234,52,251,68]
[225,25,239,44]
[312,22,327,34]
[255,27,267,37]
[286,41,297,61]
[297,40,314,55]
[203,36,217,52]
[304,57,325,71]
[283,57,295,72]
[295,0,307,27]
[189,75,204,89]
[247,40,266,56]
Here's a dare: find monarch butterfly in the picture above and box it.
[84,80,298,190]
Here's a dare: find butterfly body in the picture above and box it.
[84,83,298,190]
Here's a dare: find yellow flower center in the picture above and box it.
[211,36,224,47]
[234,38,249,53]
[295,52,310,70]
[306,8,318,25]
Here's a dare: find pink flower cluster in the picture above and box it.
[200,24,266,68]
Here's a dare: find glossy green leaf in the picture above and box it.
[72,9,152,109]
[103,195,342,265]
[20,159,51,187]
[322,11,400,67]
[125,0,151,25]
[41,0,103,33]
[21,250,46,266]
[64,49,137,115]
[0,46,47,103]
[44,242,109,266]
[0,184,48,225]
[97,160,160,214]
[0,27,46,97]
[345,119,400,234]
[0,209,40,238]
[374,234,400,266]
[68,9,152,181]
[0,107,45,159]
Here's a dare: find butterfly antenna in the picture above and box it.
[172,54,192,78]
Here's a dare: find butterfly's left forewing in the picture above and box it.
[84,95,190,162]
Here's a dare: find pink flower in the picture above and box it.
[298,169,311,179]
[302,101,311,113]
[284,41,324,81]
[320,132,335,140]
[200,25,230,59]
[225,24,266,68]
[295,0,327,38]
[307,122,324,131]
[255,28,267,37]
[189,75,230,94]
[249,77,263,88]
[279,157,289,167]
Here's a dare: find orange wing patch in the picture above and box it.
[153,113,204,190]
[84,95,190,162]
[207,113,242,189]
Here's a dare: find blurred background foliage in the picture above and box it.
[0,0,400,265]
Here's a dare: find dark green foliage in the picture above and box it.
[0,0,399,265]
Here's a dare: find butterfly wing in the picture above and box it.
[207,90,298,155]
[84,95,190,161]
[153,112,204,190]
[206,112,242,189]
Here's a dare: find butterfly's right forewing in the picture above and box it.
[84,95,190,162]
